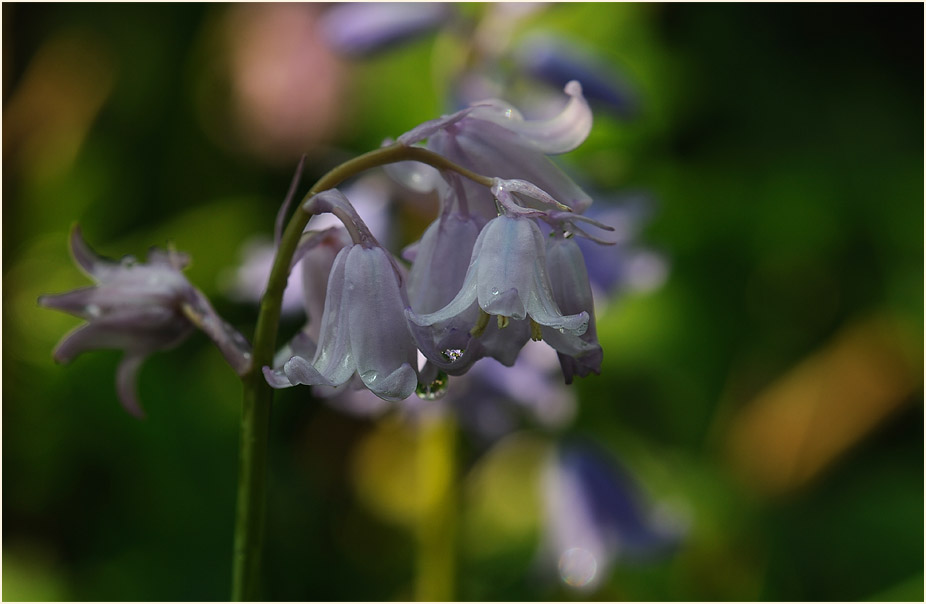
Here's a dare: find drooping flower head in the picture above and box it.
[408,178,611,381]
[264,189,420,402]
[39,226,252,416]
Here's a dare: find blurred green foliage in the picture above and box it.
[3,3,922,601]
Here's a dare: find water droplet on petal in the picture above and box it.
[440,348,464,362]
[415,370,449,400]
[490,287,500,296]
[558,547,597,588]
[360,370,379,385]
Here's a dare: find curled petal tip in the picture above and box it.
[263,365,295,389]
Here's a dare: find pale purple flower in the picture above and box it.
[406,178,613,381]
[264,190,419,402]
[39,226,251,417]
[399,80,593,220]
[544,234,603,383]
[320,2,452,57]
[408,206,590,371]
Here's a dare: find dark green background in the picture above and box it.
[4,3,923,601]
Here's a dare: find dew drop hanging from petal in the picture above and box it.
[415,370,449,400]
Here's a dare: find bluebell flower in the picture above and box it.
[264,190,419,402]
[39,226,252,416]
[541,441,682,590]
[320,2,452,57]
[399,81,593,220]
[544,233,603,383]
[403,176,485,316]
[408,181,591,371]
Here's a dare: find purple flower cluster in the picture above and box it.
[265,82,612,402]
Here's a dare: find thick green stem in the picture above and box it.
[231,143,494,601]
[231,372,272,601]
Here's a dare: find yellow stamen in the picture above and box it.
[497,315,509,329]
[470,309,491,338]
[530,318,543,341]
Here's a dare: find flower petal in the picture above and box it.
[296,228,351,342]
[116,353,146,418]
[479,318,531,366]
[262,365,295,389]
[359,362,418,402]
[284,355,338,387]
[526,276,589,335]
[38,287,98,319]
[408,238,481,328]
[474,216,539,320]
[308,246,356,386]
[439,125,593,213]
[406,212,481,314]
[407,312,484,375]
[556,347,603,384]
[514,35,638,120]
[397,107,473,146]
[345,246,418,400]
[469,80,592,154]
[69,225,118,281]
[183,289,253,375]
[544,236,601,381]
[51,324,115,363]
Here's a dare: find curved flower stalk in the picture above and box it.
[39,226,252,417]
[263,190,419,402]
[398,81,593,220]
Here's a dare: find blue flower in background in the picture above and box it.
[540,440,684,590]
[320,2,453,57]
[513,33,639,120]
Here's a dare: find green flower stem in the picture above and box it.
[231,143,494,601]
